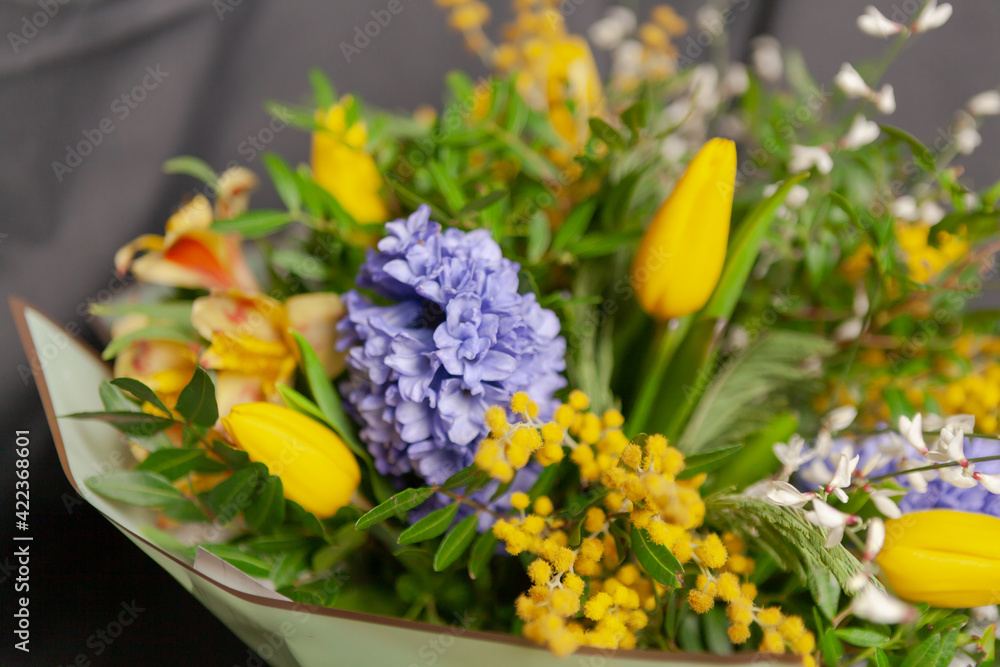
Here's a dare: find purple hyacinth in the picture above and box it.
[799,433,1000,517]
[338,205,566,486]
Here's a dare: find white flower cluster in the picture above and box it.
[749,407,1000,623]
[856,2,953,38]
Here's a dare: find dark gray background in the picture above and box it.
[1,1,998,664]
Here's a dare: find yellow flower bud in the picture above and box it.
[631,138,737,319]
[221,402,360,518]
[878,510,1000,607]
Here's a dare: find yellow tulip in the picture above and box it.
[878,509,1000,608]
[311,96,389,225]
[631,138,737,320]
[222,403,361,518]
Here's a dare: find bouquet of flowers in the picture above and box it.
[54,1,1000,664]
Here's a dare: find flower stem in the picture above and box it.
[435,487,502,519]
[865,454,1000,483]
[627,316,691,433]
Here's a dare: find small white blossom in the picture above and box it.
[859,452,884,478]
[873,84,896,114]
[898,414,928,455]
[660,135,688,163]
[846,570,871,592]
[695,6,723,34]
[835,63,872,98]
[789,145,833,174]
[973,472,1000,494]
[869,489,904,519]
[892,195,919,221]
[611,40,644,80]
[852,585,917,624]
[857,6,905,37]
[853,284,870,318]
[864,517,886,560]
[918,201,946,226]
[955,126,983,155]
[722,63,750,97]
[834,317,864,342]
[814,430,835,458]
[927,425,966,463]
[751,36,783,84]
[912,0,953,33]
[690,64,721,110]
[588,7,637,50]
[899,459,932,493]
[765,480,815,508]
[806,498,858,548]
[967,90,1000,116]
[841,114,881,149]
[824,406,858,433]
[826,453,860,503]
[939,465,978,489]
[945,414,976,432]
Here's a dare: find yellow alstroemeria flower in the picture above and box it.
[631,138,737,320]
[312,96,389,225]
[878,509,1000,607]
[115,178,260,292]
[111,314,199,405]
[222,402,360,517]
[190,290,345,418]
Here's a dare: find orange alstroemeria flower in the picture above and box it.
[115,168,260,292]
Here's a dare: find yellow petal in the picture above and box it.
[631,138,737,319]
[878,509,1000,607]
[286,292,346,377]
[222,403,361,517]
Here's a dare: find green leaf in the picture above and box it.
[286,499,325,537]
[676,443,743,479]
[355,487,435,530]
[175,367,218,429]
[835,627,889,648]
[588,118,625,150]
[874,647,890,667]
[809,565,841,621]
[97,382,174,452]
[90,301,194,326]
[569,230,642,258]
[291,332,367,460]
[526,210,551,264]
[85,471,185,507]
[622,99,647,135]
[440,466,489,492]
[161,499,210,522]
[880,123,935,170]
[308,67,336,109]
[529,462,561,501]
[427,159,467,213]
[262,153,302,213]
[433,514,479,571]
[277,384,332,426]
[901,633,943,667]
[136,448,226,481]
[397,504,459,545]
[270,549,310,590]
[704,412,795,493]
[459,190,506,215]
[935,629,959,667]
[163,155,217,186]
[110,378,172,416]
[821,628,845,667]
[63,411,176,437]
[101,325,198,361]
[199,544,271,579]
[703,172,809,321]
[207,439,251,469]
[206,466,261,523]
[211,210,294,238]
[244,474,286,532]
[312,523,367,571]
[631,527,682,587]
[468,530,497,580]
[550,199,597,253]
